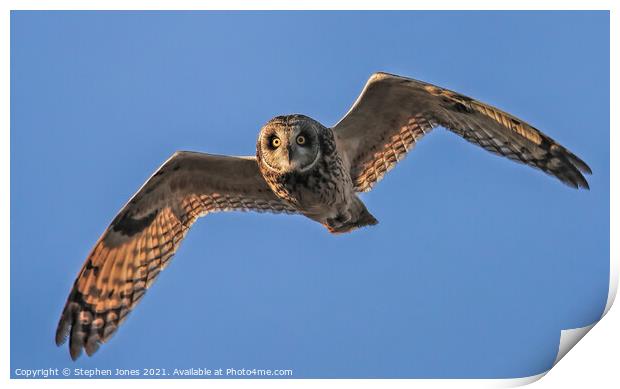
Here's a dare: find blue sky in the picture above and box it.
[11,11,609,378]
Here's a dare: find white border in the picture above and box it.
[3,1,616,388]
[1,0,617,10]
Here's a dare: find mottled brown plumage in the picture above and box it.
[336,73,590,191]
[55,152,296,359]
[256,114,376,233]
[56,72,590,360]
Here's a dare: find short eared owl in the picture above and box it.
[56,72,591,359]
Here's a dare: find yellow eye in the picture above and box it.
[296,135,306,145]
[271,137,281,148]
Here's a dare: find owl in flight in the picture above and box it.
[56,72,591,359]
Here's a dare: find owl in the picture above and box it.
[55,72,591,359]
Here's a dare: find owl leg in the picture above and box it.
[325,214,351,233]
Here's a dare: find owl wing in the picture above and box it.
[332,72,591,192]
[56,151,296,360]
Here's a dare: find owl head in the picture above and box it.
[257,114,322,173]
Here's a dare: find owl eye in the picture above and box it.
[271,137,281,148]
[296,135,306,145]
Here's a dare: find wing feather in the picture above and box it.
[333,72,591,191]
[56,151,295,359]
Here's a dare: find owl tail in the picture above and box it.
[354,201,378,227]
[327,197,378,234]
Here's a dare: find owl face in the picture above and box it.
[257,115,322,173]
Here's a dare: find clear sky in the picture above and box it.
[11,11,609,378]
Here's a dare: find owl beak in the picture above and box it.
[286,145,299,170]
[286,145,294,163]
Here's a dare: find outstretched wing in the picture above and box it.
[333,72,591,192]
[55,151,296,360]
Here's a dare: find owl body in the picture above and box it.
[256,115,378,233]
